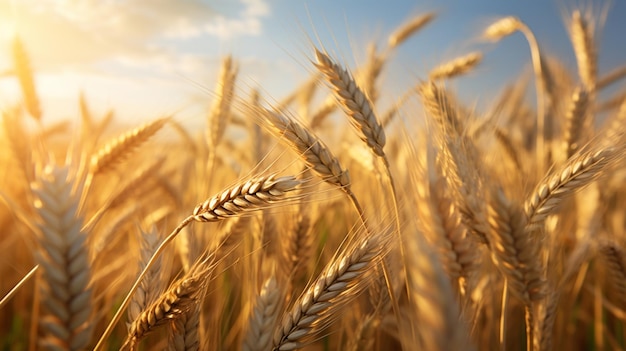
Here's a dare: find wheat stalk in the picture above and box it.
[484,16,547,175]
[597,64,626,90]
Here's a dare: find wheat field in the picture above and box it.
[2,5,626,351]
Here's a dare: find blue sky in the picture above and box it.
[0,0,624,129]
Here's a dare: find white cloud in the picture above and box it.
[0,0,271,73]
[203,0,270,39]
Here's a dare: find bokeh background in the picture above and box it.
[0,0,624,129]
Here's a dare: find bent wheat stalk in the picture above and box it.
[484,16,546,175]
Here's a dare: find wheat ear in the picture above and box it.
[387,12,436,49]
[535,288,559,351]
[418,81,465,136]
[599,241,626,308]
[435,132,490,245]
[12,36,41,121]
[243,276,282,351]
[32,165,93,351]
[122,254,215,350]
[192,174,302,222]
[562,87,590,158]
[570,10,597,92]
[127,227,165,328]
[208,55,238,148]
[488,187,546,304]
[403,228,474,351]
[416,160,478,287]
[259,108,350,189]
[429,52,483,80]
[89,117,168,175]
[94,174,301,350]
[314,49,386,157]
[272,230,388,350]
[167,304,201,351]
[282,209,313,282]
[525,147,617,229]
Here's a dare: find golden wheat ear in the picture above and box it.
[122,253,217,350]
[12,36,41,121]
[272,227,391,350]
[94,173,302,350]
